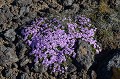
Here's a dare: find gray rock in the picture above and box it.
[0,13,7,25]
[18,0,32,6]
[16,41,27,59]
[20,57,29,67]
[32,0,39,3]
[2,68,12,77]
[0,45,18,66]
[19,7,26,15]
[76,40,94,70]
[26,6,30,13]
[63,0,74,6]
[72,4,79,13]
[69,74,77,79]
[19,73,30,79]
[12,63,18,68]
[1,5,13,21]
[28,12,37,19]
[108,52,120,70]
[116,0,120,9]
[89,49,120,79]
[10,6,19,16]
[67,63,77,73]
[4,10,13,21]
[34,62,47,73]
[4,29,16,41]
[5,0,13,4]
[19,6,29,16]
[11,74,16,79]
[21,17,31,24]
[24,65,30,73]
[64,3,79,14]
[0,0,5,8]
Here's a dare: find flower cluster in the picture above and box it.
[21,15,101,73]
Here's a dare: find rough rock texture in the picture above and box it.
[108,49,120,69]
[0,0,120,79]
[0,0,5,8]
[4,29,16,41]
[0,40,18,66]
[88,49,120,79]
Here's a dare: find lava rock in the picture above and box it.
[108,50,120,69]
[4,9,13,21]
[10,6,19,16]
[11,74,16,79]
[76,40,94,70]
[27,12,37,19]
[0,45,18,66]
[17,73,30,79]
[67,63,77,73]
[20,57,29,67]
[44,0,62,12]
[71,4,79,13]
[63,0,74,6]
[16,41,27,59]
[4,29,16,41]
[12,63,18,69]
[34,62,47,73]
[1,5,13,21]
[24,65,30,73]
[17,0,32,6]
[0,0,5,8]
[63,3,79,14]
[0,13,7,25]
[19,7,26,15]
[88,49,120,79]
[2,68,12,77]
[5,0,13,4]
[32,0,39,3]
[69,74,77,79]
[116,0,120,10]
[21,17,31,24]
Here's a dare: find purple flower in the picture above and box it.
[21,15,101,73]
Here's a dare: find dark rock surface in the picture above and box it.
[17,73,30,79]
[2,68,12,77]
[63,0,74,6]
[4,29,16,41]
[88,49,120,79]
[33,62,47,73]
[108,50,120,69]
[0,44,18,66]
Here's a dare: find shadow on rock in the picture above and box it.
[88,49,120,79]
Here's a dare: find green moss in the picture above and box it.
[97,27,113,40]
[91,45,96,53]
[28,34,33,40]
[99,0,110,14]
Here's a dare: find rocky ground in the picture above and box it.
[0,0,120,79]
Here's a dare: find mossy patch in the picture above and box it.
[99,0,111,14]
